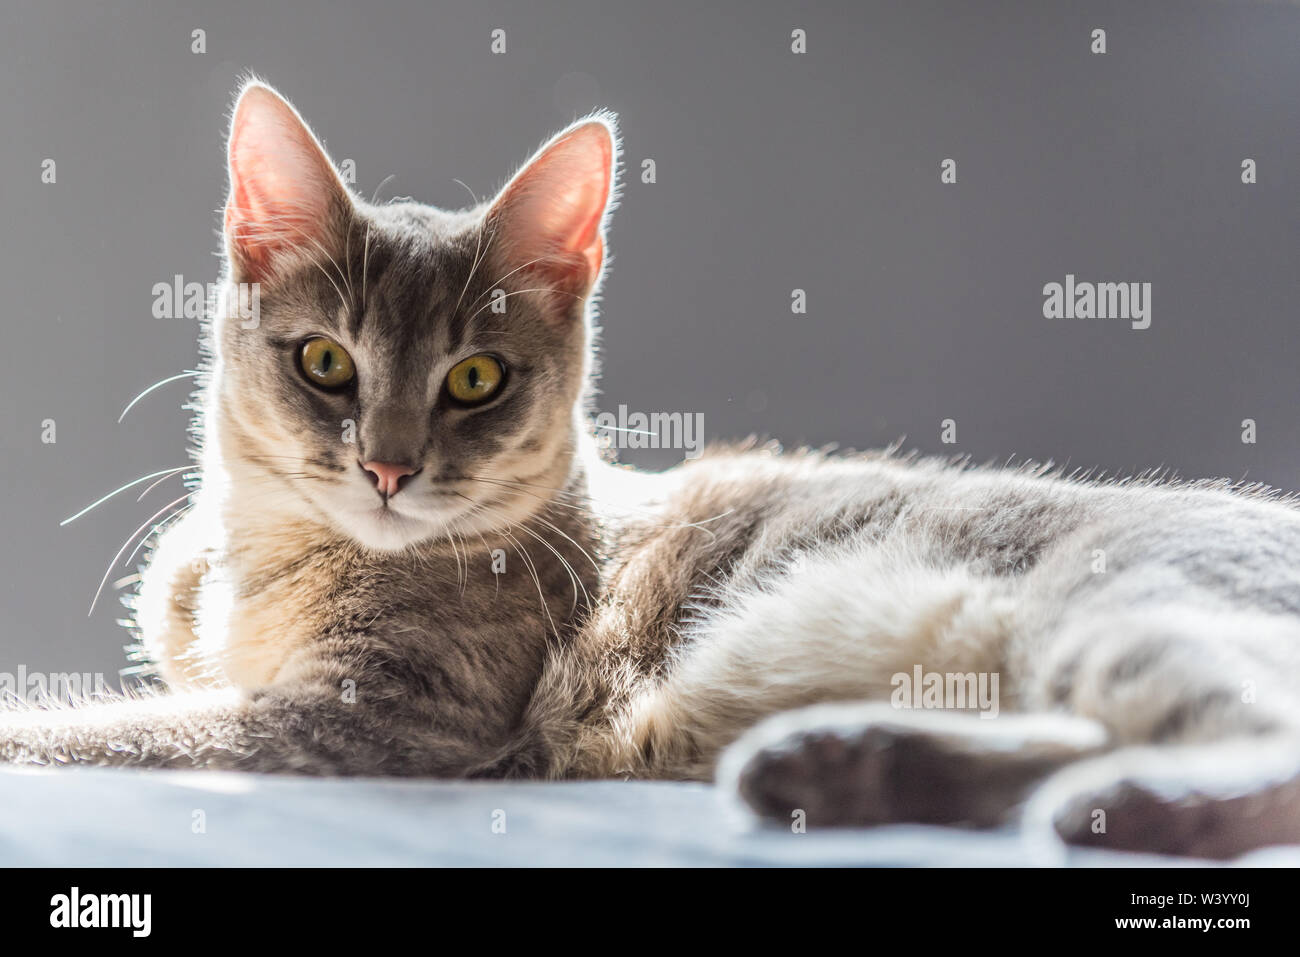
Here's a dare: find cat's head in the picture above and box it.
[206,80,617,551]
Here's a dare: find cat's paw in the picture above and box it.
[730,715,898,828]
[1044,777,1227,858]
[1027,743,1300,860]
[721,702,1105,829]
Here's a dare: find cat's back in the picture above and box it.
[594,444,1300,596]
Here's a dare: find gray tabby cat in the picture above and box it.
[5,81,1300,860]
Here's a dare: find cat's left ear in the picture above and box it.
[485,113,618,314]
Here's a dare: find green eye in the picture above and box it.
[299,337,355,389]
[446,354,505,406]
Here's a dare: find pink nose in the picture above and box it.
[361,461,419,500]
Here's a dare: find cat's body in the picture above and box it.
[5,81,1300,859]
[518,448,1300,783]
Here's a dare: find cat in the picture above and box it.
[4,79,1300,861]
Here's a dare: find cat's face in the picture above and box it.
[208,83,615,551]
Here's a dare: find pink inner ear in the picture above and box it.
[493,121,614,298]
[224,85,344,279]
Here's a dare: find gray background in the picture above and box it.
[0,0,1296,681]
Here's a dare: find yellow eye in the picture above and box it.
[299,337,355,389]
[446,354,505,406]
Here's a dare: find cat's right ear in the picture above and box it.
[223,81,352,284]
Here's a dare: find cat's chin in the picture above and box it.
[340,505,450,553]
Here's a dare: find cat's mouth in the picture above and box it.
[295,468,526,553]
[340,498,463,552]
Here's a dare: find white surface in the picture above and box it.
[4,766,1276,867]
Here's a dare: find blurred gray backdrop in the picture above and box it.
[1,0,1297,681]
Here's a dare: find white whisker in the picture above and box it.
[118,371,202,423]
[61,466,194,527]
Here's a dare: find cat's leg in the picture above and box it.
[0,672,486,776]
[597,545,1016,780]
[721,702,1107,828]
[1016,608,1300,858]
[1024,606,1295,749]
[132,507,215,689]
[725,607,1300,856]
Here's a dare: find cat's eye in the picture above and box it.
[299,337,355,390]
[446,354,505,406]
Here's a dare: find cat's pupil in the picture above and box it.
[468,366,479,388]
[321,350,333,373]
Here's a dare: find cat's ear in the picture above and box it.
[223,81,352,283]
[485,114,618,314]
